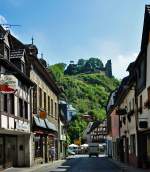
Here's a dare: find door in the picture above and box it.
[119,138,124,162]
[4,136,17,168]
[45,136,48,163]
[0,137,4,169]
[124,137,129,163]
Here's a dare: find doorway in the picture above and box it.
[0,137,4,169]
[4,136,17,168]
[124,137,129,163]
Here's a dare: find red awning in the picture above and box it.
[0,84,16,94]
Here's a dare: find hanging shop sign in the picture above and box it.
[0,75,16,93]
[39,111,47,119]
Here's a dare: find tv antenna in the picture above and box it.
[0,24,21,30]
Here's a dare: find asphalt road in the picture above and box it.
[49,155,121,172]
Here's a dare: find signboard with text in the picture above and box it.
[0,75,16,93]
[15,121,30,132]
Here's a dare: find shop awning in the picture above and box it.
[45,118,57,132]
[33,116,47,128]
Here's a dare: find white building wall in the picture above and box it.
[119,88,138,156]
[137,41,150,129]
[0,72,32,167]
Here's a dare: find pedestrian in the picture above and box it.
[49,146,55,163]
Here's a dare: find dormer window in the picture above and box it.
[21,61,25,73]
[4,46,9,59]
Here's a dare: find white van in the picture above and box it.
[88,143,99,157]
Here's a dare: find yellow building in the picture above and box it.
[25,44,61,165]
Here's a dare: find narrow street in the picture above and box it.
[61,155,120,172]
[30,155,120,172]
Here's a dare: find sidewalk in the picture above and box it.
[108,158,149,172]
[3,159,66,172]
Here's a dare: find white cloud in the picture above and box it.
[0,15,7,24]
[88,39,138,79]
[0,15,19,39]
[112,52,137,79]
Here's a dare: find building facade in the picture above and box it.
[134,5,150,168]
[0,27,34,169]
[25,45,61,165]
[106,5,150,169]
[106,90,120,160]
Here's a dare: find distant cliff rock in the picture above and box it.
[64,58,112,78]
[105,60,112,78]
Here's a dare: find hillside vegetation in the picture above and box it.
[49,59,119,142]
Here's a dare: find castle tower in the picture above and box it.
[105,60,112,78]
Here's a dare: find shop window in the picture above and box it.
[44,92,46,110]
[4,94,7,112]
[35,136,43,157]
[39,87,42,108]
[19,98,23,117]
[10,94,14,114]
[130,134,135,154]
[55,102,57,118]
[51,99,53,116]
[48,96,50,115]
[24,101,28,119]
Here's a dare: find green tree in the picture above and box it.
[77,59,86,66]
[49,63,66,82]
[49,59,120,142]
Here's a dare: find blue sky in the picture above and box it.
[0,0,149,79]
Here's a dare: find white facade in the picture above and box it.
[119,87,138,156]
[137,40,150,129]
[0,68,32,168]
[67,104,76,121]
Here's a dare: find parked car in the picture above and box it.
[67,148,75,155]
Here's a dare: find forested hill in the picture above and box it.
[49,60,119,120]
[48,59,119,142]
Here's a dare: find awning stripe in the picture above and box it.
[33,116,57,132]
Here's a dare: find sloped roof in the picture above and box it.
[141,5,150,51]
[87,120,101,134]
